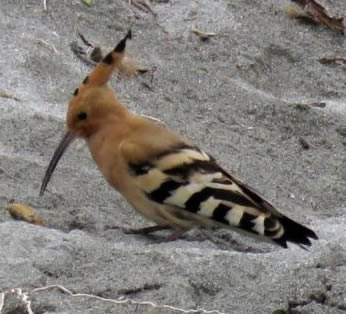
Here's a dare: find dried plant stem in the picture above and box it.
[0,292,4,313]
[30,284,226,314]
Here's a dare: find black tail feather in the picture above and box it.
[273,216,318,248]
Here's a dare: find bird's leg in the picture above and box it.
[123,225,171,235]
[154,229,187,243]
[123,225,187,242]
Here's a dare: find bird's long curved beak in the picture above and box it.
[40,131,76,197]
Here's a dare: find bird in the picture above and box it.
[40,30,318,248]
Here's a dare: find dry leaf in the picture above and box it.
[191,26,217,41]
[90,47,103,62]
[0,92,21,102]
[284,6,317,22]
[286,0,345,33]
[129,0,157,17]
[318,57,346,65]
[299,137,310,149]
[81,0,94,6]
[310,102,326,108]
[8,202,46,226]
[70,41,97,66]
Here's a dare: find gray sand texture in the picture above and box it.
[0,0,345,313]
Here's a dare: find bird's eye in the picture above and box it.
[78,112,88,121]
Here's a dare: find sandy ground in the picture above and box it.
[0,0,345,313]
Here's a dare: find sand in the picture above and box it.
[0,0,345,313]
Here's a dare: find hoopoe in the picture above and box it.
[40,30,318,248]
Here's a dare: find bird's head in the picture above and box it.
[66,87,127,138]
[40,30,132,196]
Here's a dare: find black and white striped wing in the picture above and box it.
[129,144,317,247]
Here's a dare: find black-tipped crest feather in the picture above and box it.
[114,29,132,52]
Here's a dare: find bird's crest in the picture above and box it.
[71,30,132,98]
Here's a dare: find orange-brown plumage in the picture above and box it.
[40,31,318,248]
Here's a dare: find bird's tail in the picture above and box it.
[271,215,318,248]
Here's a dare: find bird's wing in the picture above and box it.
[127,143,317,247]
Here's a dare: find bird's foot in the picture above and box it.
[122,225,170,235]
[152,229,187,243]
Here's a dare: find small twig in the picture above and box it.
[78,31,94,48]
[139,114,166,126]
[0,92,21,102]
[30,284,226,314]
[70,41,97,66]
[70,41,87,56]
[12,288,34,314]
[128,0,157,17]
[150,66,157,85]
[37,39,58,54]
[0,166,16,179]
[141,82,154,92]
[318,57,346,65]
[310,102,326,108]
[76,32,103,63]
[72,33,150,77]
[140,66,157,91]
[191,26,217,41]
[0,292,4,313]
[43,0,47,10]
[155,20,169,34]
